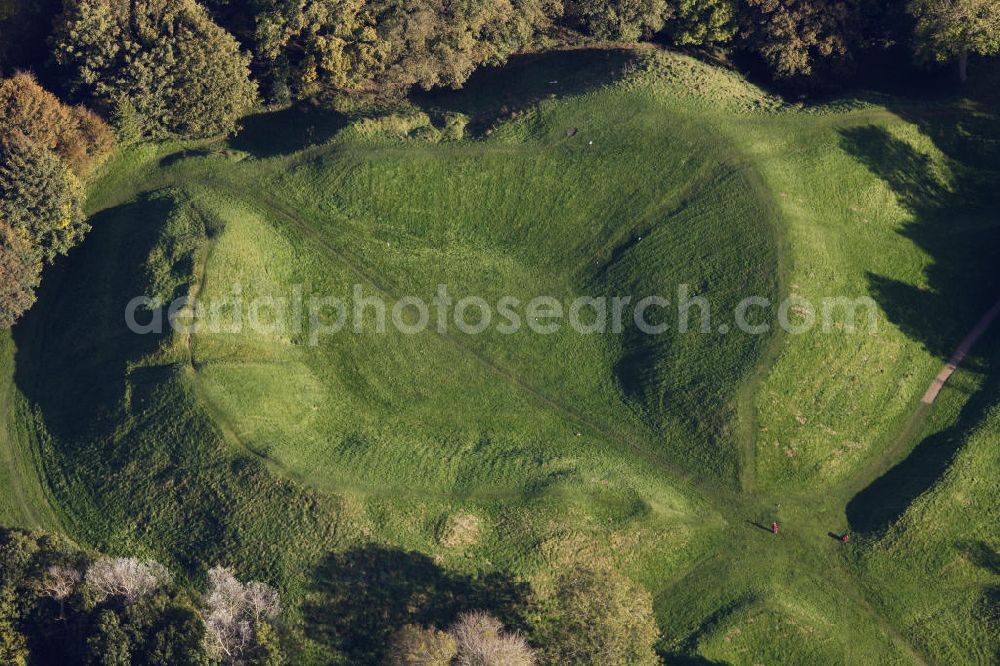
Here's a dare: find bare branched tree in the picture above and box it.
[84,557,171,604]
[39,565,81,618]
[244,581,281,623]
[203,566,281,665]
[449,610,535,666]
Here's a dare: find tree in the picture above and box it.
[562,0,668,41]
[52,0,258,139]
[449,610,535,666]
[0,221,41,328]
[250,0,554,99]
[86,609,133,666]
[385,624,458,665]
[0,72,114,177]
[84,557,172,604]
[534,564,660,665]
[141,600,211,666]
[245,620,282,666]
[739,0,859,80]
[666,0,737,46]
[203,566,282,664]
[908,0,1000,81]
[39,565,81,619]
[0,134,87,263]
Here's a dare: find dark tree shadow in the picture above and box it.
[839,119,1000,361]
[303,546,531,664]
[12,193,177,442]
[659,654,730,665]
[847,359,1000,534]
[841,79,1000,533]
[412,49,639,136]
[228,105,349,159]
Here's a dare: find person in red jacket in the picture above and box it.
[841,533,850,543]
[771,521,779,535]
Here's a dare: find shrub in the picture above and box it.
[52,0,258,139]
[450,610,535,666]
[534,564,660,665]
[0,134,87,263]
[385,624,458,665]
[0,72,114,177]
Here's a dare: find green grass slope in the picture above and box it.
[0,334,61,530]
[850,336,1000,665]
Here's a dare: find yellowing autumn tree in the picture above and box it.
[0,72,114,177]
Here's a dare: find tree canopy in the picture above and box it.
[909,0,1000,80]
[52,0,258,139]
[0,72,114,177]
[739,0,858,80]
[0,221,40,328]
[0,134,86,264]
[563,0,668,41]
[535,564,661,665]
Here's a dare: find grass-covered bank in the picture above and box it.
[2,48,998,663]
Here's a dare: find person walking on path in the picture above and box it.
[771,521,779,535]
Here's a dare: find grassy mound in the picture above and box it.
[1,48,998,663]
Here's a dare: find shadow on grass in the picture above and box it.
[839,86,1000,533]
[659,654,729,665]
[412,48,639,136]
[958,540,1000,653]
[839,120,1000,361]
[303,545,531,663]
[845,370,998,534]
[12,193,176,441]
[228,105,349,159]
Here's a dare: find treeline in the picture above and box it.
[189,0,1000,99]
[2,1,999,108]
[0,528,281,665]
[0,72,113,327]
[2,527,663,665]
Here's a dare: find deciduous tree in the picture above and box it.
[0,134,87,263]
[563,0,668,41]
[0,72,114,177]
[739,0,858,80]
[666,0,737,46]
[0,221,40,328]
[203,566,281,664]
[52,0,258,138]
[534,564,660,665]
[909,0,1000,81]
[449,610,535,666]
[84,557,172,604]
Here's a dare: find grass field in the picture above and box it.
[1,47,997,663]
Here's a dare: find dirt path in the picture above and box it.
[921,298,1000,404]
